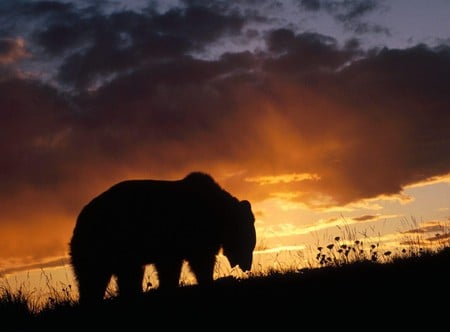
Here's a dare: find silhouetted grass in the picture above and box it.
[2,240,450,330]
[0,283,34,328]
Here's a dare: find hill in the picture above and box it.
[3,247,450,331]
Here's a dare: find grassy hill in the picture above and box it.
[2,245,450,330]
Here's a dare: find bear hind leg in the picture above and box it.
[154,259,183,290]
[188,254,216,286]
[115,265,145,299]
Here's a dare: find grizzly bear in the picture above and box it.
[69,172,256,304]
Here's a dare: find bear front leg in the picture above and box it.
[74,263,112,305]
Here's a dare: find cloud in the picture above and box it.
[0,38,30,80]
[1,31,450,213]
[298,0,389,35]
[299,0,380,17]
[330,0,379,21]
[352,214,377,222]
[264,28,358,71]
[0,256,70,277]
[0,38,29,64]
[246,173,320,185]
[31,3,247,90]
[298,0,322,11]
[398,219,450,248]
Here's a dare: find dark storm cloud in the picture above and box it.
[55,6,245,89]
[264,28,358,72]
[298,0,321,11]
[1,1,247,90]
[332,0,379,21]
[0,78,74,195]
[51,5,244,89]
[298,0,389,35]
[63,35,450,207]
[0,1,75,37]
[151,5,245,43]
[34,18,89,56]
[285,41,450,205]
[35,4,245,57]
[298,0,379,18]
[1,26,450,211]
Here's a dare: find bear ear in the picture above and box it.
[240,200,251,210]
[239,200,254,223]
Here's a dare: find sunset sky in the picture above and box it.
[1,0,450,291]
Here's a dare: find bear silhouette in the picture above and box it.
[69,172,256,304]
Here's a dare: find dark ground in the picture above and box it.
[5,248,450,331]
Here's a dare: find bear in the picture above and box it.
[69,171,256,304]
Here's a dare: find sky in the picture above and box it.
[1,0,450,293]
